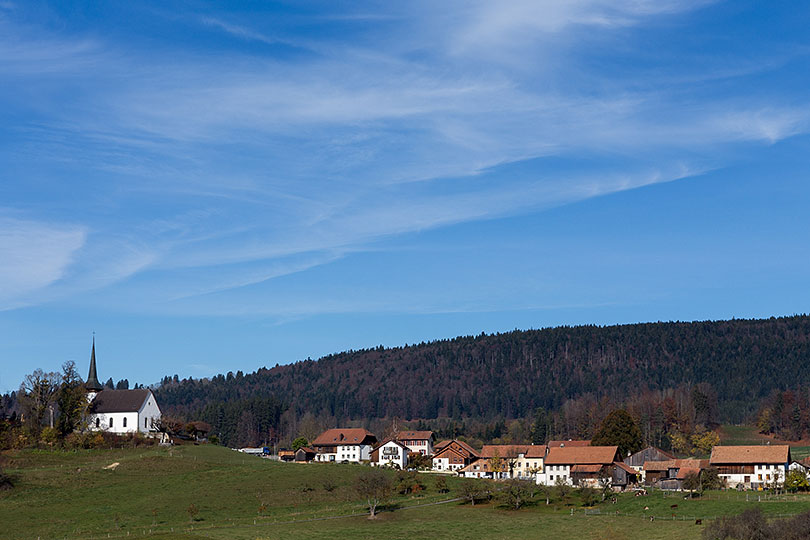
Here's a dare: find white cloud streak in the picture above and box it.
[0,1,806,314]
[0,217,86,308]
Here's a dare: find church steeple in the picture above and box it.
[85,336,103,392]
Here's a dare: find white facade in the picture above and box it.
[513,453,544,480]
[87,390,162,436]
[537,464,572,486]
[789,461,810,480]
[401,439,432,456]
[316,443,372,463]
[720,464,785,489]
[374,441,409,469]
[432,456,466,472]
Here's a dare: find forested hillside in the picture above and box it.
[151,316,810,446]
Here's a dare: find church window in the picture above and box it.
[96,418,100,428]
[145,417,148,428]
[123,417,127,428]
[109,418,114,428]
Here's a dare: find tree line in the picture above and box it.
[4,315,810,448]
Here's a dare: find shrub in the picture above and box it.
[187,503,199,523]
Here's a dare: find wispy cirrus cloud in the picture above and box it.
[199,16,287,46]
[0,216,86,309]
[1,0,807,316]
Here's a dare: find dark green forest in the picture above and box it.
[4,315,810,448]
[149,315,810,446]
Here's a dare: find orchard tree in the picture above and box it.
[590,409,642,457]
[355,469,392,519]
[499,479,533,510]
[784,470,809,493]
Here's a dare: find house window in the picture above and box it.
[123,418,127,428]
[96,418,100,428]
[109,418,114,428]
[758,474,762,481]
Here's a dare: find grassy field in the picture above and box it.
[3,444,810,540]
[719,424,810,459]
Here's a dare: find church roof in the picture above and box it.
[85,338,103,392]
[89,389,151,413]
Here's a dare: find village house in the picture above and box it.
[537,445,622,487]
[474,445,547,479]
[370,439,410,469]
[625,446,676,483]
[84,339,162,436]
[294,446,317,463]
[431,439,479,472]
[312,428,377,463]
[710,445,790,489]
[460,458,511,479]
[396,430,434,456]
[643,458,709,490]
[788,458,810,482]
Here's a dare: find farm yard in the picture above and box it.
[3,444,810,540]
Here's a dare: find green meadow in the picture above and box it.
[3,444,810,540]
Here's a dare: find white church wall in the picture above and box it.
[138,391,162,434]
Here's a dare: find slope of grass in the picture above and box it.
[2,444,810,540]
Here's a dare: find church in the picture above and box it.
[85,339,162,435]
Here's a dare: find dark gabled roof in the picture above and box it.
[89,389,151,413]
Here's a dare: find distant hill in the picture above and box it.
[155,315,810,440]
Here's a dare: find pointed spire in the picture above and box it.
[85,335,103,391]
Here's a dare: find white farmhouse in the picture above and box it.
[84,339,162,435]
[537,445,621,487]
[312,428,377,463]
[371,439,409,469]
[710,445,790,489]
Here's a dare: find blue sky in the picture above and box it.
[1,1,809,392]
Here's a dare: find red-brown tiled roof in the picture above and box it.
[432,445,464,460]
[548,440,591,448]
[643,460,673,471]
[614,462,637,475]
[544,446,619,465]
[677,467,701,480]
[480,445,530,458]
[525,446,548,458]
[643,458,708,471]
[710,445,790,465]
[433,439,479,458]
[571,464,603,473]
[312,428,377,446]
